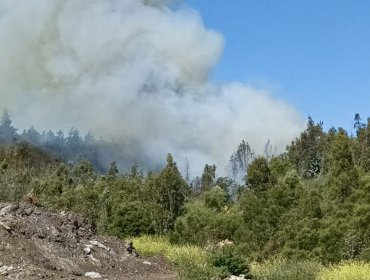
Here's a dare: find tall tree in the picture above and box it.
[288,117,325,178]
[201,163,216,192]
[328,129,358,200]
[353,113,366,136]
[229,140,254,182]
[0,109,17,145]
[150,153,191,231]
[353,118,370,171]
[264,139,273,161]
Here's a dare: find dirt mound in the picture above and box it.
[0,202,176,280]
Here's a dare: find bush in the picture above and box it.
[211,246,251,279]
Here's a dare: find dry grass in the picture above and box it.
[251,258,322,280]
[132,235,218,280]
[317,261,370,280]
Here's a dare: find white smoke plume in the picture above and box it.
[0,0,304,174]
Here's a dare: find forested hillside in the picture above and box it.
[0,109,141,172]
[1,113,370,278]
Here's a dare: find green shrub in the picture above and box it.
[211,246,251,279]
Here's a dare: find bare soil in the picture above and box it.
[0,202,177,280]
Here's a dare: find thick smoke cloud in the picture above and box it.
[0,0,304,174]
[143,0,180,7]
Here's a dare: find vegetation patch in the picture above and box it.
[3,113,370,279]
[317,262,370,280]
[132,236,250,279]
[132,235,219,280]
[251,258,323,280]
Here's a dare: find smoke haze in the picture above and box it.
[0,0,305,174]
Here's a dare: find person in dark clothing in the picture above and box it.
[127,241,138,256]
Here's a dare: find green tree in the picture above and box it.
[173,199,241,245]
[288,117,325,178]
[201,163,216,192]
[150,153,191,231]
[245,157,275,191]
[354,113,366,136]
[328,129,358,200]
[353,118,370,171]
[204,186,228,211]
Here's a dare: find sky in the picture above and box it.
[184,0,370,133]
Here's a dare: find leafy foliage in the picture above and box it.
[211,245,251,278]
[3,114,370,274]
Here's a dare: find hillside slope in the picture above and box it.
[0,202,176,280]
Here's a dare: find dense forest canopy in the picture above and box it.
[0,109,151,173]
[0,109,270,180]
[1,112,370,266]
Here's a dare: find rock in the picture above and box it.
[72,271,83,276]
[0,265,14,276]
[0,221,12,233]
[226,275,247,280]
[143,261,152,265]
[89,240,109,250]
[217,238,234,247]
[33,230,46,239]
[67,213,74,221]
[0,262,3,267]
[84,246,92,255]
[88,255,102,266]
[0,204,18,216]
[76,216,85,227]
[85,271,102,279]
[0,242,11,251]
[24,207,34,216]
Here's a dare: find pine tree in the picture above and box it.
[0,109,17,145]
[353,113,365,136]
[229,140,254,181]
[201,163,216,192]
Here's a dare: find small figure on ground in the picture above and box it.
[127,241,138,257]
